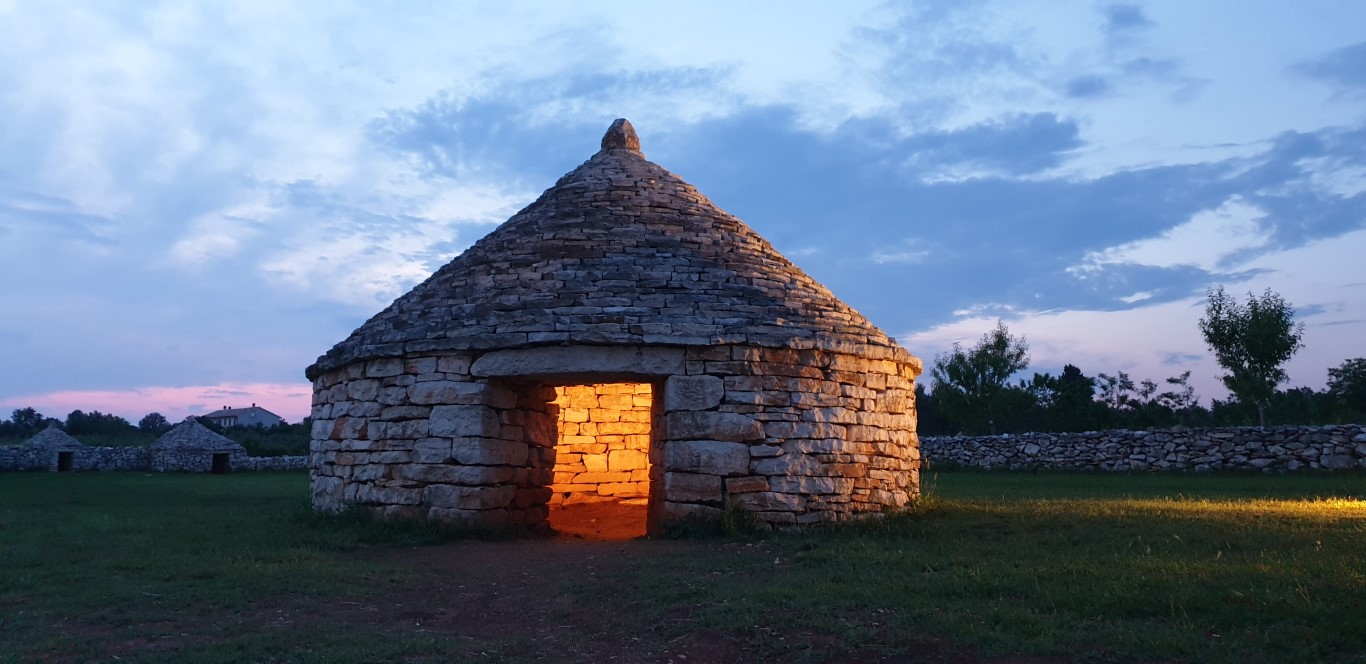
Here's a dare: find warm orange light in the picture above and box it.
[547,383,652,539]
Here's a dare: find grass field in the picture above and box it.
[2,471,1364,662]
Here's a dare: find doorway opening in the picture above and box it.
[211,453,231,474]
[546,382,654,539]
[57,451,73,472]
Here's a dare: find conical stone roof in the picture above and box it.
[23,424,84,450]
[152,417,243,452]
[308,119,912,379]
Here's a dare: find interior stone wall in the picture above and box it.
[550,383,652,504]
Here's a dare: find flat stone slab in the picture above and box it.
[471,345,685,378]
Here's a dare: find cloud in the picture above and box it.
[1072,197,1270,274]
[1065,75,1111,98]
[902,113,1084,179]
[0,184,117,243]
[1102,4,1155,33]
[871,238,934,265]
[1293,41,1366,92]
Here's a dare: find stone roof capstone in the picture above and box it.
[23,424,84,450]
[151,417,245,452]
[308,118,913,379]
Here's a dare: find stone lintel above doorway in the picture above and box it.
[470,345,686,379]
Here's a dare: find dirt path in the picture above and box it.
[322,530,1065,664]
[340,536,746,662]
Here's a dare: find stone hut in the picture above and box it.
[152,417,247,473]
[306,119,922,534]
[23,425,87,472]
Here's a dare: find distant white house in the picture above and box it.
[202,404,284,428]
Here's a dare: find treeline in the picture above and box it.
[917,287,1365,435]
[0,407,311,457]
[916,362,1366,436]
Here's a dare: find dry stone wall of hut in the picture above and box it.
[308,343,919,529]
[922,425,1366,472]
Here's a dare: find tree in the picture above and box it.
[65,409,136,437]
[138,412,171,433]
[1327,358,1366,417]
[1198,286,1305,427]
[930,321,1030,435]
[1095,371,1136,411]
[10,407,46,430]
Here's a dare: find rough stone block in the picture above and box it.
[452,438,528,466]
[666,411,763,442]
[430,405,501,437]
[425,484,517,510]
[724,475,769,494]
[662,471,723,502]
[661,501,724,522]
[664,440,750,476]
[366,358,405,378]
[664,375,724,411]
[608,449,649,471]
[734,491,805,512]
[412,438,453,464]
[410,381,486,406]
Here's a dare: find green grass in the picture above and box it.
[2,471,1364,662]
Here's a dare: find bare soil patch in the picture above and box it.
[547,499,648,540]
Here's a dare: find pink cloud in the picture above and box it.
[0,382,313,424]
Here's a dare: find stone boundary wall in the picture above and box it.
[922,425,1366,472]
[0,446,307,473]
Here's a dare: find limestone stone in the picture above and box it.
[410,381,485,406]
[725,475,769,494]
[452,439,528,466]
[666,411,763,442]
[425,484,518,510]
[663,472,724,502]
[430,405,500,437]
[664,375,724,411]
[664,440,749,476]
[471,346,685,378]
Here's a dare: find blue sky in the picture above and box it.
[2,1,1364,423]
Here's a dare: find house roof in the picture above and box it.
[151,417,245,452]
[23,424,84,450]
[308,119,916,379]
[203,405,281,420]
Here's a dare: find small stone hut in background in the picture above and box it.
[23,425,87,472]
[306,119,923,534]
[152,417,246,473]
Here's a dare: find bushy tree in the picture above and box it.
[1327,358,1366,417]
[10,407,46,430]
[931,321,1030,435]
[1095,371,1136,411]
[138,412,171,433]
[1198,286,1304,427]
[65,410,136,437]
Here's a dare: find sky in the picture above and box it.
[2,1,1364,425]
